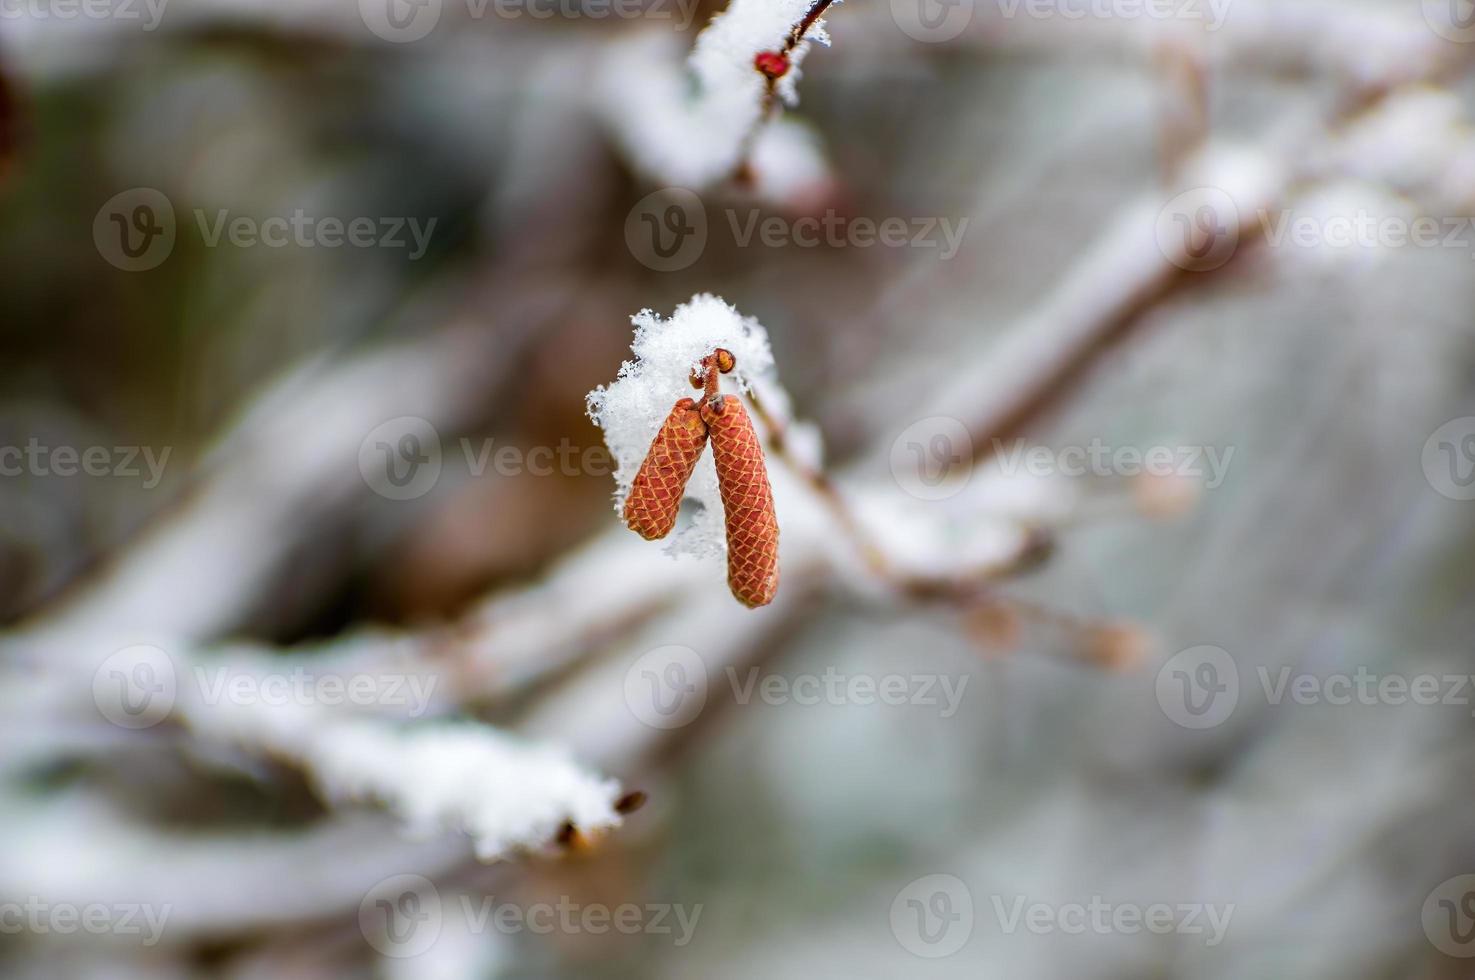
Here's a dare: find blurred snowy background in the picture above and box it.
[2,0,1475,976]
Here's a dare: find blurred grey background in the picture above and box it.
[2,0,1475,977]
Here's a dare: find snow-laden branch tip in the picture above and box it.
[178,664,625,862]
[594,0,840,198]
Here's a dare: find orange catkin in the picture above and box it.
[623,398,709,540]
[702,395,779,607]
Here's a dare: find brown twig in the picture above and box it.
[731,0,841,186]
[784,0,839,54]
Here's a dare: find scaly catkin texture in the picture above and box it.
[702,395,779,607]
[623,398,709,540]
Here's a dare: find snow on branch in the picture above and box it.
[175,660,626,863]
[595,0,840,197]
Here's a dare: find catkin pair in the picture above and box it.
[622,356,779,608]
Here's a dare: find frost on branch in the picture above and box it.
[691,0,828,112]
[307,722,623,862]
[586,294,778,558]
[182,680,624,863]
[594,0,839,197]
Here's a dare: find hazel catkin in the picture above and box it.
[701,394,779,608]
[623,398,708,540]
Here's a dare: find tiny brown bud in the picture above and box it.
[1083,623,1150,671]
[555,821,603,854]
[1132,471,1201,520]
[754,51,790,79]
[615,790,648,815]
[964,602,1020,652]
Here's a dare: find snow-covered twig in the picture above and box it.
[175,667,629,863]
[594,0,842,195]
